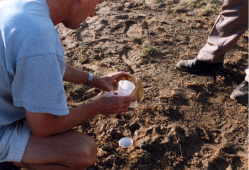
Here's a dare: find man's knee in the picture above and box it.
[71,135,97,168]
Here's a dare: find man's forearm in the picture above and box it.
[53,101,100,133]
[63,64,89,84]
[26,101,100,137]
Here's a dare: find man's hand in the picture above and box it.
[93,92,135,116]
[92,72,131,91]
[64,65,131,91]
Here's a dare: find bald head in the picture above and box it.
[46,0,102,29]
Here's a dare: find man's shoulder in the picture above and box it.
[0,0,54,35]
[1,9,57,45]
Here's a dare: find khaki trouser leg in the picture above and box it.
[197,0,248,63]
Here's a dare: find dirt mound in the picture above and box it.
[59,0,248,169]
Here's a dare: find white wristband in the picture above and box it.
[87,73,94,84]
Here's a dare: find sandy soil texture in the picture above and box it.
[58,0,248,169]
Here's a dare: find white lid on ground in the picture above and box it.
[118,137,133,148]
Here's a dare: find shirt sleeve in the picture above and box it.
[11,54,69,116]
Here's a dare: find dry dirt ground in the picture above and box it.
[58,0,248,169]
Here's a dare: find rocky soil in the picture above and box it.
[58,0,248,169]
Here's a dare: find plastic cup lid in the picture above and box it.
[118,137,133,148]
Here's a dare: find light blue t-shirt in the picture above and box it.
[0,0,69,128]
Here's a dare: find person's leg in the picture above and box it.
[14,131,97,170]
[176,0,248,73]
[197,0,248,63]
[230,68,249,102]
[245,68,249,83]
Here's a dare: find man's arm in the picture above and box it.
[64,64,132,91]
[25,101,98,137]
[25,95,133,137]
[63,64,90,84]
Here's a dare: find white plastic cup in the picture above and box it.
[104,80,137,108]
[118,80,138,108]
[117,80,135,96]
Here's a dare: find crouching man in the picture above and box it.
[0,0,135,169]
